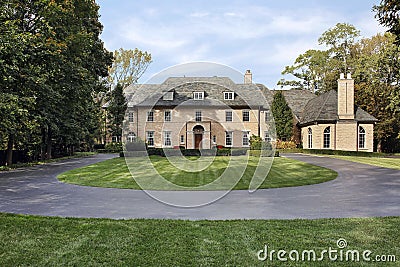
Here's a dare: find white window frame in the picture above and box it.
[242,110,250,122]
[164,110,171,122]
[180,135,185,144]
[225,110,233,122]
[212,135,217,144]
[195,111,202,122]
[224,92,234,100]
[163,131,172,147]
[359,126,366,149]
[308,128,312,149]
[264,131,271,142]
[147,111,154,122]
[127,132,136,143]
[225,131,233,147]
[242,131,250,147]
[128,112,134,123]
[323,127,330,149]
[193,92,204,100]
[146,131,155,147]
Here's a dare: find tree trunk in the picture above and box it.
[46,128,52,160]
[6,134,14,166]
[377,139,382,153]
[41,127,46,160]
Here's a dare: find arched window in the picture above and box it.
[323,127,331,148]
[359,126,366,149]
[127,132,136,143]
[308,128,312,149]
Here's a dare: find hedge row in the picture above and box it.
[301,149,387,157]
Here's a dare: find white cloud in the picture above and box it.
[98,0,387,87]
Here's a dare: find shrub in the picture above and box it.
[302,149,386,157]
[105,142,123,153]
[276,140,297,149]
[93,143,105,150]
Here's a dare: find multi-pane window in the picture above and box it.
[164,131,172,147]
[212,135,216,144]
[323,127,331,148]
[264,131,271,142]
[180,135,185,144]
[147,111,154,122]
[359,126,366,149]
[308,128,312,149]
[127,132,136,142]
[146,131,154,147]
[112,136,119,143]
[224,92,234,100]
[242,131,250,146]
[193,92,204,100]
[128,112,134,123]
[195,111,202,122]
[164,110,171,122]
[265,112,269,122]
[242,110,250,122]
[225,111,232,122]
[225,131,233,146]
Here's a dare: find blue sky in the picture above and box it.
[96,0,386,88]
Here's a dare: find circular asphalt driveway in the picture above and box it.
[0,153,399,220]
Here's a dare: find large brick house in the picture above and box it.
[121,71,377,152]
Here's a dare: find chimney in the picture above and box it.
[244,69,252,84]
[337,73,354,120]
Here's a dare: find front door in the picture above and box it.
[195,134,202,149]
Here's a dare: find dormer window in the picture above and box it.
[193,92,204,100]
[224,92,234,100]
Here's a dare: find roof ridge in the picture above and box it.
[314,90,335,121]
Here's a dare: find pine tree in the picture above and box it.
[271,91,293,141]
[107,83,127,140]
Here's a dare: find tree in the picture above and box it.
[108,48,152,88]
[374,1,400,43]
[280,49,332,92]
[280,23,360,92]
[107,83,127,140]
[352,33,400,152]
[0,0,112,164]
[318,23,360,74]
[271,91,293,141]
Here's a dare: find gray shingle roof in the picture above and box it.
[127,77,271,109]
[299,90,378,125]
[279,90,317,121]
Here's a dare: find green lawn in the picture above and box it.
[0,213,398,266]
[329,155,400,170]
[58,156,337,190]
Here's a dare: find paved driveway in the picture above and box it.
[0,153,399,220]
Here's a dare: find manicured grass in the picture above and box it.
[0,213,398,266]
[329,155,400,170]
[58,156,337,190]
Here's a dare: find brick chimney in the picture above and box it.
[244,69,252,84]
[337,73,354,120]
